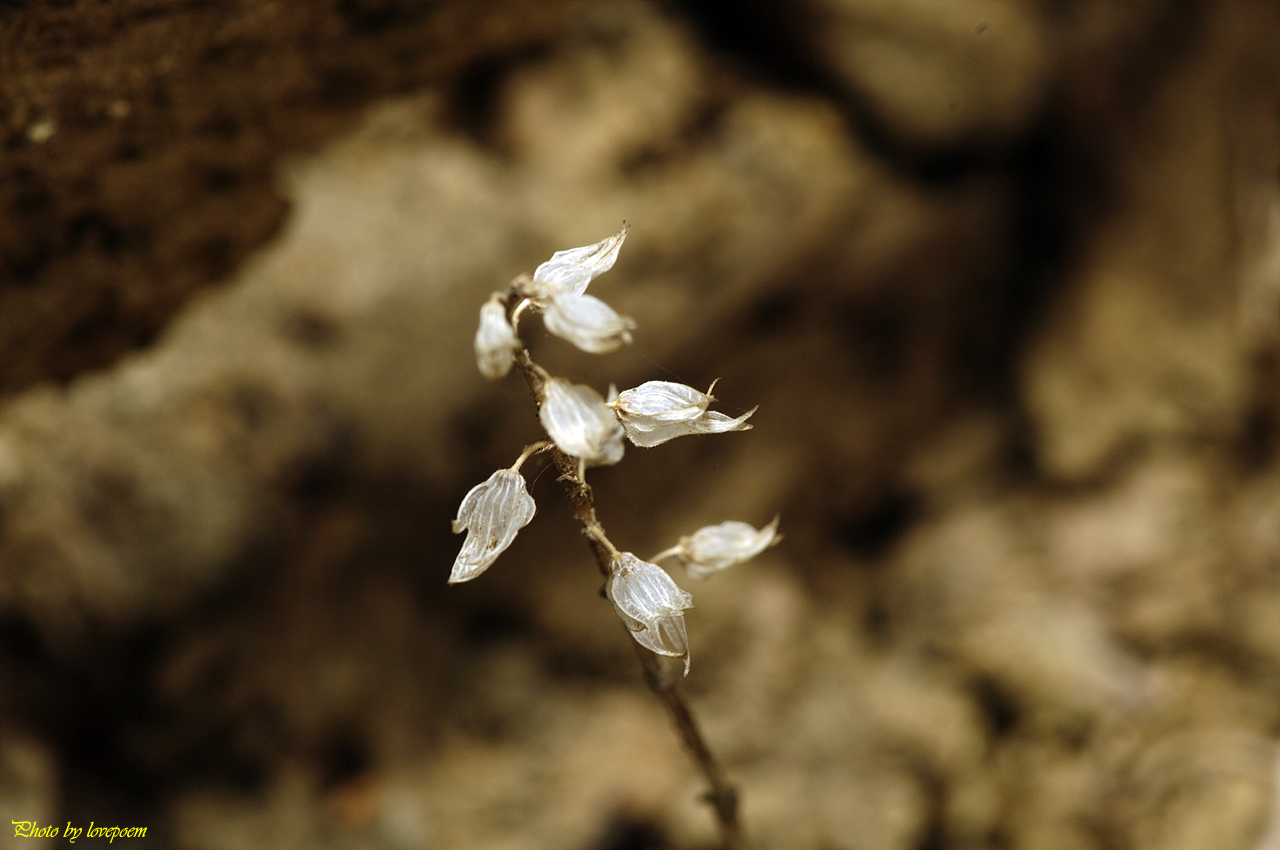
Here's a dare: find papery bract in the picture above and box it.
[450,468,536,583]
[607,552,694,675]
[621,407,756,448]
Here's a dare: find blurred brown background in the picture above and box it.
[1,0,1280,848]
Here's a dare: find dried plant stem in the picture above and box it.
[514,347,745,850]
[632,644,743,850]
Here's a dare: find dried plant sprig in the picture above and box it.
[504,224,637,354]
[452,225,777,850]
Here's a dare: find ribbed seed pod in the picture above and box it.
[449,468,536,583]
[474,295,517,380]
[542,292,635,354]
[612,380,713,423]
[529,223,630,299]
[612,379,754,447]
[678,517,780,579]
[607,552,694,675]
[539,378,625,466]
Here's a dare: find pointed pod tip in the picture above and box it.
[447,562,482,584]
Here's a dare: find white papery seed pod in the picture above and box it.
[678,517,780,579]
[539,378,625,466]
[529,223,629,300]
[607,552,694,675]
[612,380,714,423]
[542,292,635,354]
[474,295,517,380]
[449,468,536,583]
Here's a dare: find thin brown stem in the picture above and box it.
[634,645,742,850]
[514,351,745,850]
[548,446,620,573]
[510,439,554,473]
[649,544,683,564]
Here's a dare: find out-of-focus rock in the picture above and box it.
[1048,457,1210,585]
[1251,751,1280,850]
[1021,1,1277,481]
[0,733,57,850]
[800,0,1054,148]
[896,506,1148,728]
[1121,729,1275,850]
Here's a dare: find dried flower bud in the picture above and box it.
[543,292,635,354]
[612,380,753,447]
[449,468,536,583]
[678,517,780,579]
[607,553,694,675]
[531,223,629,299]
[539,378,625,465]
[474,295,517,380]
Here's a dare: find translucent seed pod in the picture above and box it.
[449,468,536,583]
[474,295,517,380]
[542,292,635,354]
[607,552,695,676]
[539,378,626,466]
[612,380,714,424]
[678,516,780,579]
[530,223,630,299]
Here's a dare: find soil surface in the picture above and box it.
[0,0,574,394]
